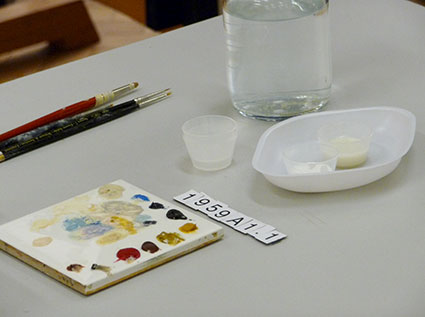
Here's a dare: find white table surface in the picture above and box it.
[1,0,425,316]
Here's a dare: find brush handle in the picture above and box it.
[0,82,139,143]
[0,101,114,150]
[0,97,97,143]
[0,100,137,162]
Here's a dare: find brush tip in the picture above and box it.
[133,82,139,88]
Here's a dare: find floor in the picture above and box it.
[0,0,159,84]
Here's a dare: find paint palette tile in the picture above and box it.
[0,180,223,295]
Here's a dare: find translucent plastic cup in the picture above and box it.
[318,122,373,169]
[282,142,338,175]
[182,115,238,171]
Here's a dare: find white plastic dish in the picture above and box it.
[252,107,416,192]
[318,121,373,168]
[282,141,338,175]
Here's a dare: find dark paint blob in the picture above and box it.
[166,209,187,220]
[143,220,157,227]
[149,202,165,209]
[67,264,84,272]
[141,241,160,254]
[91,263,112,275]
[115,247,141,263]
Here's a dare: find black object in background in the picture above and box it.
[147,0,219,30]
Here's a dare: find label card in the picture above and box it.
[208,207,238,222]
[174,190,287,245]
[173,189,200,204]
[255,230,287,245]
[248,224,275,238]
[182,193,208,210]
[220,211,251,229]
[228,216,253,233]
[191,193,214,210]
[236,220,266,235]
[198,201,228,216]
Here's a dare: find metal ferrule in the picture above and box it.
[135,89,172,108]
[111,82,138,98]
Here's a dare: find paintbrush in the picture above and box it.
[0,88,172,162]
[0,82,139,143]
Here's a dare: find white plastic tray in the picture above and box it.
[252,107,416,193]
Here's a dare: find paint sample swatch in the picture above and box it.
[0,180,223,295]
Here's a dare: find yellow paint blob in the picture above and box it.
[53,195,95,216]
[101,201,143,216]
[31,218,58,231]
[98,184,125,199]
[96,230,128,245]
[156,232,185,246]
[179,223,198,234]
[109,216,137,234]
[32,236,53,247]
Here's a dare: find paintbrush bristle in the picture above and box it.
[133,82,139,88]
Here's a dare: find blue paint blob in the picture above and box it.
[131,194,150,202]
[79,224,113,239]
[135,214,152,223]
[63,217,100,232]
[70,223,113,240]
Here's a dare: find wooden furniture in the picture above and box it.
[410,0,425,5]
[96,0,219,31]
[0,0,158,84]
[95,0,147,24]
[0,0,99,54]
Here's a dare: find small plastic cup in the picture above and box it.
[318,122,373,169]
[182,115,237,171]
[282,141,338,175]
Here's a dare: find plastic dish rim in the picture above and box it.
[252,106,416,178]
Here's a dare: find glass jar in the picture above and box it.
[223,0,331,121]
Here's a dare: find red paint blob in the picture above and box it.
[115,247,141,262]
